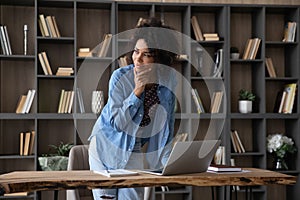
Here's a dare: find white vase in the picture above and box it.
[239,100,252,113]
[91,91,104,114]
[231,53,240,59]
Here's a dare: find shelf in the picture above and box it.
[0,2,299,200]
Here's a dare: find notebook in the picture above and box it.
[140,140,221,176]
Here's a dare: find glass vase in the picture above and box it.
[274,156,288,170]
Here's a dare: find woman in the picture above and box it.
[89,18,178,200]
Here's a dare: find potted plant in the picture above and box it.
[38,142,73,171]
[238,89,255,113]
[230,47,240,59]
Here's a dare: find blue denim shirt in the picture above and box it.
[89,64,177,170]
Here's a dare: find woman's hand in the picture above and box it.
[134,64,157,97]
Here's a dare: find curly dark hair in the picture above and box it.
[126,17,178,66]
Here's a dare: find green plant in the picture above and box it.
[48,142,73,157]
[239,89,255,101]
[230,47,239,53]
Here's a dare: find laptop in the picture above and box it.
[140,140,221,176]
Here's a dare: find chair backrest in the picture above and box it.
[66,145,93,200]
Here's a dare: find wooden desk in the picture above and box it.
[0,168,296,196]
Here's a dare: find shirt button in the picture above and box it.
[139,114,142,117]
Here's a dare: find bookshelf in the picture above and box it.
[0,1,299,200]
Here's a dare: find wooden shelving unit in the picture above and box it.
[0,1,299,200]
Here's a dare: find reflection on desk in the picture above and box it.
[0,168,296,195]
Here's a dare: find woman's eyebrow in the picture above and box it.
[134,47,151,54]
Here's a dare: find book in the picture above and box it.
[24,89,35,113]
[204,36,220,41]
[39,14,50,37]
[97,33,112,57]
[191,88,202,114]
[61,90,68,113]
[23,132,31,156]
[51,16,61,37]
[203,33,218,37]
[16,95,27,114]
[78,51,92,57]
[0,25,6,54]
[230,130,238,153]
[214,146,225,165]
[20,90,32,114]
[210,91,223,113]
[278,91,287,113]
[93,169,139,177]
[78,48,90,53]
[56,67,74,76]
[242,38,252,59]
[208,164,242,172]
[38,53,49,75]
[78,48,92,57]
[64,91,71,113]
[212,49,223,78]
[282,83,297,114]
[194,89,205,113]
[38,19,45,36]
[77,88,85,113]
[3,26,12,55]
[249,38,261,59]
[232,130,245,153]
[118,56,129,67]
[191,16,204,41]
[46,15,57,37]
[283,21,297,42]
[0,26,9,55]
[58,89,65,113]
[4,192,28,197]
[28,131,35,155]
[67,91,75,113]
[265,57,277,77]
[41,52,53,75]
[20,132,24,155]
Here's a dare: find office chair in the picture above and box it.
[66,145,93,200]
[66,145,153,200]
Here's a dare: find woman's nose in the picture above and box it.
[136,53,143,61]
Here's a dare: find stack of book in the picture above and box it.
[20,131,35,156]
[15,89,36,114]
[210,91,223,113]
[191,16,204,41]
[207,164,242,172]
[203,33,219,41]
[38,51,53,75]
[230,130,245,153]
[277,83,297,114]
[58,90,74,113]
[78,48,92,57]
[282,21,297,42]
[56,67,74,76]
[38,14,61,37]
[242,38,261,60]
[97,33,112,57]
[0,25,12,55]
